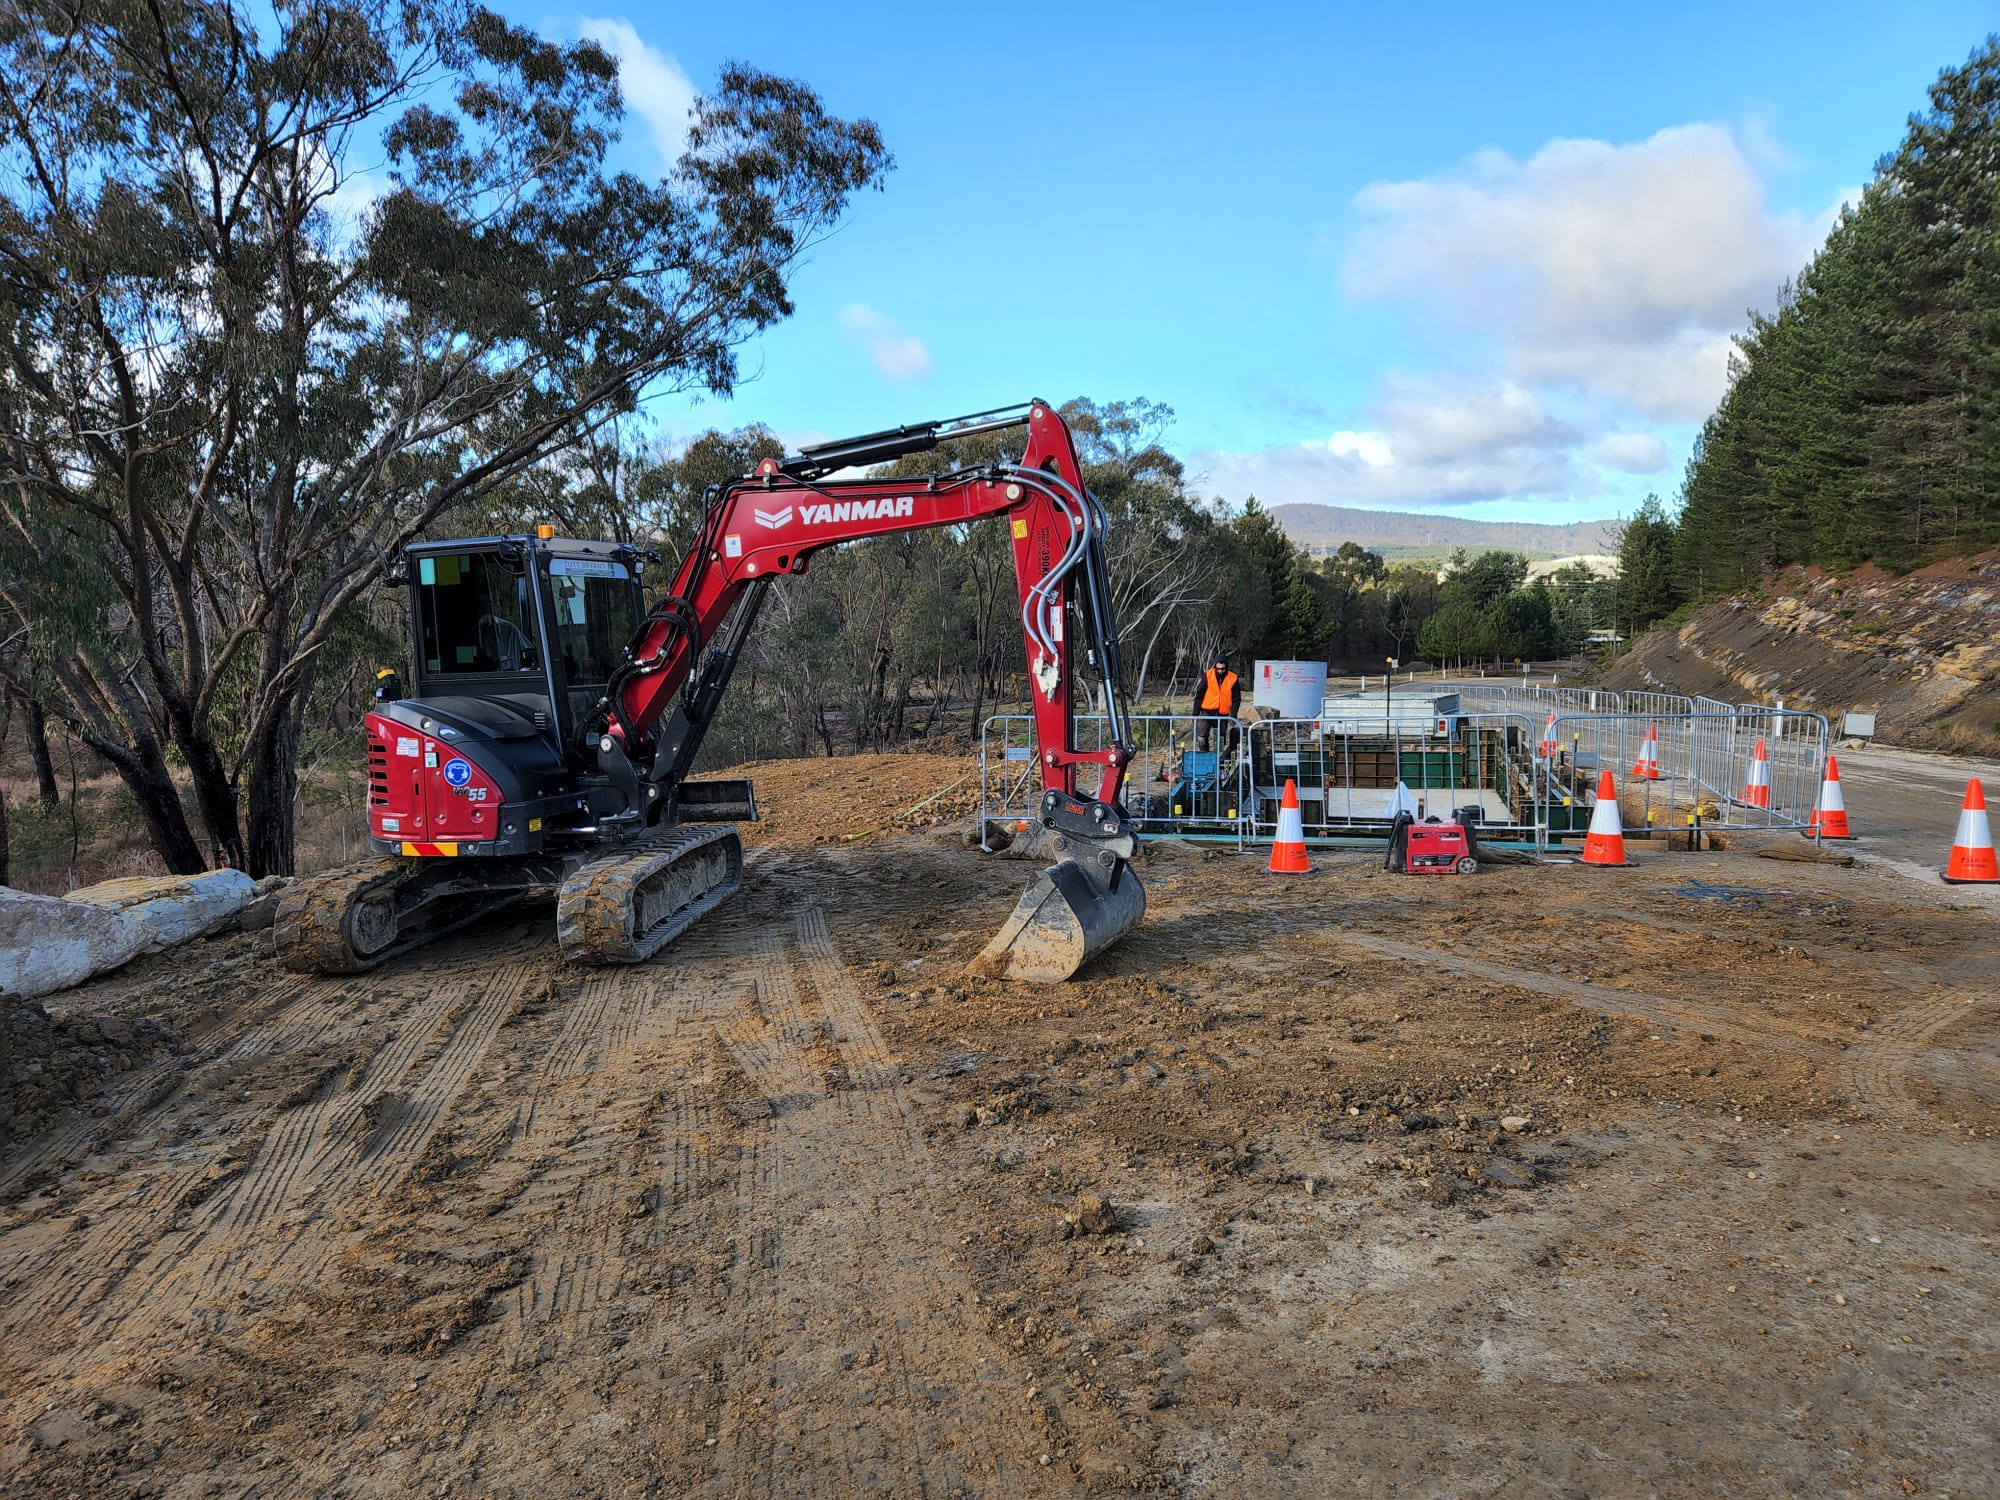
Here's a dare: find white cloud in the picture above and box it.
[837,304,935,382]
[1343,123,1820,420]
[580,17,696,166]
[1196,378,1592,509]
[1587,431,1671,474]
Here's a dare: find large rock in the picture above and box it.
[0,891,151,999]
[65,869,259,949]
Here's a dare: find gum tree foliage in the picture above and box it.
[0,0,888,873]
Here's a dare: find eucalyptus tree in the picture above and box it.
[0,0,888,873]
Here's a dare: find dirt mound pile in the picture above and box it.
[2,1001,184,1142]
[726,752,982,848]
[1604,553,2000,755]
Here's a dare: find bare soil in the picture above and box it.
[2,754,1996,1497]
[1603,552,2000,756]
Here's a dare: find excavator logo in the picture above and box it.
[799,497,915,525]
[752,505,794,529]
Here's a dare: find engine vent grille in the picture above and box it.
[366,736,391,807]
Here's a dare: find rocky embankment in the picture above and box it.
[1605,553,2000,756]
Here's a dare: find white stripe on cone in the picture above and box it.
[1956,804,1994,851]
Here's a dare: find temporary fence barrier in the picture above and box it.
[1533,710,1829,841]
[1241,712,1540,842]
[978,713,1248,846]
[979,697,1829,853]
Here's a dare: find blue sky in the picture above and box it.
[511,1,1998,524]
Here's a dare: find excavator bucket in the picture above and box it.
[968,855,1146,983]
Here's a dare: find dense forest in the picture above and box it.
[1623,39,2000,634]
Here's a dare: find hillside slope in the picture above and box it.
[1273,503,1616,560]
[1602,554,2000,756]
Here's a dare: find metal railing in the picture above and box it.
[978,697,1829,853]
[1242,713,1539,840]
[978,713,1249,845]
[1533,709,1829,839]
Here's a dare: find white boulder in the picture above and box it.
[64,869,259,949]
[0,890,151,999]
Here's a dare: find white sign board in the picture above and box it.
[1842,711,1877,738]
[1253,660,1328,720]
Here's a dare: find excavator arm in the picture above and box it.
[594,398,1145,979]
[596,400,1131,807]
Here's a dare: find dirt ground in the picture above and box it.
[2,753,1996,1498]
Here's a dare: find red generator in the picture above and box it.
[1386,811,1480,875]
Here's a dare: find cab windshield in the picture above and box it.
[547,557,636,706]
[417,551,539,675]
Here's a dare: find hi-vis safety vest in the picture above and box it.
[1200,668,1238,712]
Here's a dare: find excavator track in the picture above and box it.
[274,857,557,974]
[555,825,743,965]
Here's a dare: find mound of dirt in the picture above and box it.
[1,1001,184,1142]
[1603,552,2000,755]
[725,752,983,849]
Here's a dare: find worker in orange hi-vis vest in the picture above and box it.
[1192,653,1243,754]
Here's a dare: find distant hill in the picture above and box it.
[1272,503,1619,563]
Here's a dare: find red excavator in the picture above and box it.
[275,399,1143,982]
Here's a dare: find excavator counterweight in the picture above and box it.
[277,399,1145,981]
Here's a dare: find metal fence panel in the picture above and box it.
[1241,713,1538,839]
[979,699,1828,850]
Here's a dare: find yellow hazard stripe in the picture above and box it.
[400,841,459,857]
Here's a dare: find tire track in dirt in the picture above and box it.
[0,973,325,1199]
[496,956,743,1377]
[687,902,1066,1499]
[1842,993,1999,1121]
[1315,930,1847,1061]
[38,968,524,1348]
[0,976,353,1334]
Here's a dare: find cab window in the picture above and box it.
[547,558,636,688]
[417,552,539,675]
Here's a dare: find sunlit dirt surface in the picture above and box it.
[3,755,1995,1497]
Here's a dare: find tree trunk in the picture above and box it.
[243,695,306,878]
[25,697,59,807]
[0,788,10,887]
[88,731,208,875]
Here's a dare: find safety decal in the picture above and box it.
[443,758,472,788]
[724,534,743,557]
[396,736,420,757]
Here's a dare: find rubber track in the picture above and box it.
[273,860,425,973]
[556,826,743,964]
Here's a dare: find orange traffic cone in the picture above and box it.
[1631,723,1661,780]
[1267,778,1314,874]
[1580,768,1631,867]
[1539,713,1558,758]
[1942,779,1998,883]
[1741,738,1772,808]
[1807,756,1852,839]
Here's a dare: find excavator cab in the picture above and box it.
[404,536,644,756]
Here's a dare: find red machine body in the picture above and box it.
[363,714,509,854]
[284,399,1145,979]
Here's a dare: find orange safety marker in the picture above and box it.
[1942,778,1998,883]
[1267,778,1314,874]
[1806,756,1852,839]
[1539,713,1558,758]
[1631,722,1661,780]
[1579,768,1631,867]
[1741,737,1772,808]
